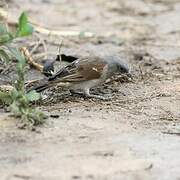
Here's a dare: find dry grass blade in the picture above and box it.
[35,26,94,37]
[0,10,94,38]
[20,47,44,72]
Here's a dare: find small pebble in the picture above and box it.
[50,114,60,118]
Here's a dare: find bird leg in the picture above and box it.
[69,89,84,96]
[70,89,112,100]
[84,89,111,101]
[70,89,112,101]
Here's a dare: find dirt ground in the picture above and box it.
[0,0,180,179]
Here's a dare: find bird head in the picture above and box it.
[117,62,129,74]
[115,60,132,78]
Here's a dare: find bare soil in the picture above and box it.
[0,0,180,180]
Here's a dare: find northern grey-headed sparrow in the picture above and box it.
[28,55,130,100]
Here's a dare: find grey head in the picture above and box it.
[116,60,129,74]
[105,55,130,75]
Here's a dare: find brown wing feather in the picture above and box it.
[78,62,105,79]
[48,57,106,83]
[27,57,107,92]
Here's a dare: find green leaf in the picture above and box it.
[10,88,20,100]
[0,90,12,104]
[16,12,34,37]
[0,23,13,44]
[0,34,10,44]
[10,101,20,115]
[0,49,10,63]
[0,23,8,35]
[25,90,40,102]
[6,46,26,65]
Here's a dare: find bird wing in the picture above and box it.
[48,57,106,83]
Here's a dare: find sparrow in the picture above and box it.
[28,55,130,100]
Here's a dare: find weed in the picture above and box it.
[0,12,47,127]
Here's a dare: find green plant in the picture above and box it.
[0,12,47,127]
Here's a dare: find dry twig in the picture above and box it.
[20,47,44,72]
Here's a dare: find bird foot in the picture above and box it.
[69,89,84,96]
[85,94,112,101]
[70,89,112,101]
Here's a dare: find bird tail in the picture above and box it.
[26,65,72,93]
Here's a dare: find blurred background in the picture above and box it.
[3,0,180,60]
[0,1,180,180]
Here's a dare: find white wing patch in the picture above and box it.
[92,67,98,72]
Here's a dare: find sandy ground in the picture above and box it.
[0,0,180,179]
